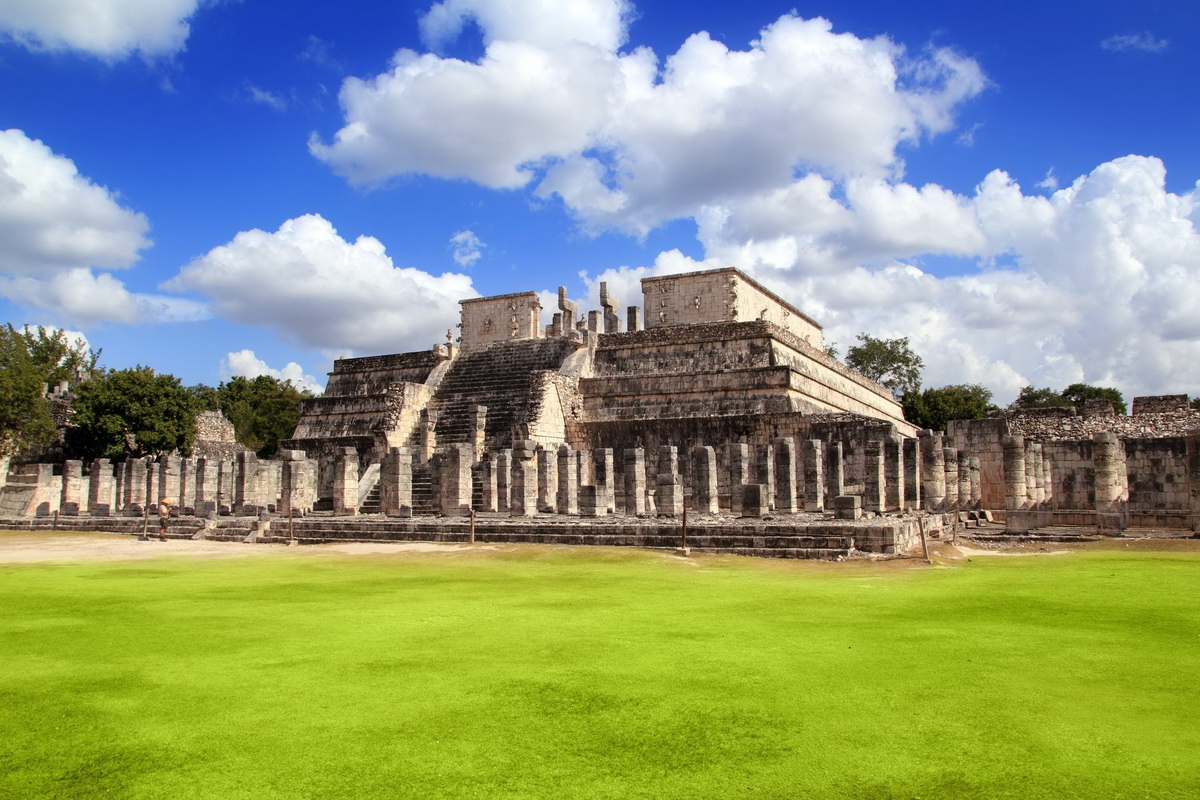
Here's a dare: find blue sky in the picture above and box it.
[1,0,1197,403]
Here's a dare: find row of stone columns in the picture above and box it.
[917,431,982,512]
[58,452,310,518]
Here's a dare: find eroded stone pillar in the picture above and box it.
[217,460,235,515]
[537,447,558,513]
[728,443,751,514]
[968,456,981,508]
[195,458,218,517]
[773,437,798,513]
[469,405,488,463]
[178,457,195,514]
[380,447,413,517]
[124,458,147,516]
[279,450,316,516]
[478,457,498,512]
[235,452,260,514]
[1024,442,1043,507]
[159,455,181,506]
[144,460,159,513]
[957,456,971,512]
[113,462,126,514]
[902,438,921,511]
[942,447,959,511]
[825,442,845,507]
[656,445,683,517]
[623,448,646,516]
[331,448,358,515]
[757,444,776,511]
[60,460,84,515]
[510,440,538,517]
[441,443,474,516]
[919,432,945,511]
[802,440,825,512]
[1002,435,1027,511]
[1093,432,1123,512]
[594,448,616,514]
[557,445,578,515]
[692,446,718,513]
[741,484,768,518]
[864,440,886,514]
[627,306,642,332]
[579,484,607,517]
[495,450,512,512]
[419,409,437,465]
[885,436,904,512]
[88,458,114,516]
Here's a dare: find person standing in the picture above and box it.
[158,498,173,542]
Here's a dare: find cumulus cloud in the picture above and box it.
[313,5,985,229]
[0,0,206,59]
[1101,32,1168,54]
[221,349,325,395]
[0,129,205,325]
[449,230,484,267]
[584,156,1200,403]
[166,214,477,354]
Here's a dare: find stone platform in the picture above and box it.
[0,511,952,560]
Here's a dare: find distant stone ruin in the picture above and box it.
[4,267,1200,555]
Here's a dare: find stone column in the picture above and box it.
[380,447,413,517]
[957,456,971,512]
[159,454,181,506]
[627,306,642,332]
[441,443,474,516]
[1093,431,1124,514]
[477,457,498,512]
[579,485,607,517]
[864,440,886,514]
[124,458,147,516]
[60,460,85,515]
[234,452,260,514]
[218,460,236,515]
[594,448,616,514]
[1186,430,1200,532]
[885,435,904,512]
[728,443,751,515]
[968,456,981,509]
[88,458,114,516]
[902,438,921,511]
[691,446,718,513]
[178,457,196,514]
[656,445,683,517]
[825,442,845,507]
[280,451,317,516]
[587,310,601,333]
[113,462,126,514]
[468,405,488,463]
[773,437,798,513]
[1024,442,1042,507]
[495,450,512,512]
[741,485,768,518]
[510,440,538,517]
[622,448,647,516]
[1002,435,1027,511]
[919,432,945,511]
[195,458,218,517]
[537,447,558,513]
[556,445,579,515]
[802,440,825,512]
[942,447,959,511]
[757,444,776,511]
[1040,453,1053,508]
[331,447,358,515]
[144,460,159,513]
[550,312,563,338]
[600,282,622,333]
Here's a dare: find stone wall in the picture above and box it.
[641,267,823,347]
[192,411,248,461]
[459,292,542,349]
[1006,403,1200,440]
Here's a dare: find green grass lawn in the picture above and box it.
[1,535,1198,799]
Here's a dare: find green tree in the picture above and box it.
[1008,386,1072,410]
[11,324,101,385]
[845,334,924,396]
[67,367,198,460]
[902,384,996,431]
[1060,383,1127,415]
[215,375,309,458]
[0,326,55,456]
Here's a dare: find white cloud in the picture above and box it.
[1101,32,1168,54]
[314,7,986,230]
[0,129,204,325]
[449,229,484,267]
[246,85,288,112]
[221,349,325,395]
[584,156,1200,403]
[166,213,477,354]
[0,0,205,59]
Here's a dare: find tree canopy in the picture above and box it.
[1009,383,1127,415]
[12,325,101,385]
[902,384,997,432]
[67,367,198,460]
[0,326,55,456]
[212,375,310,458]
[845,334,924,396]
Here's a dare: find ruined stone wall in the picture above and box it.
[192,411,247,461]
[526,372,584,446]
[641,268,823,346]
[1042,440,1094,509]
[323,351,439,395]
[1124,437,1189,513]
[1006,403,1200,440]
[459,292,542,349]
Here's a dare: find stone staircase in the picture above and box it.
[432,338,574,444]
[359,483,382,515]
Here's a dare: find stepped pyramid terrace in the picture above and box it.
[5,267,1200,558]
